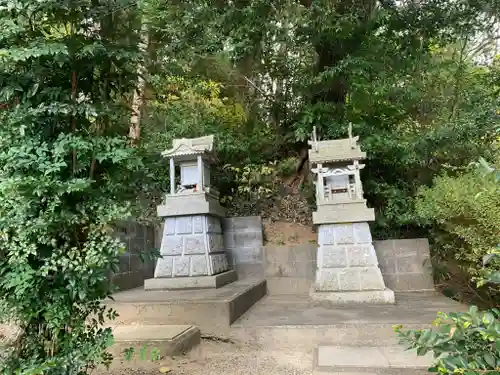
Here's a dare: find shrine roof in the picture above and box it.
[308,136,366,163]
[161,135,214,158]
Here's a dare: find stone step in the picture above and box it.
[110,324,201,358]
[314,345,431,374]
[106,278,266,328]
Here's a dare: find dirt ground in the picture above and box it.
[103,338,313,375]
[263,221,316,245]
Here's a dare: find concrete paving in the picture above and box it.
[233,291,466,326]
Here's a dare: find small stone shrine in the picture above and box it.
[144,135,236,290]
[308,126,395,303]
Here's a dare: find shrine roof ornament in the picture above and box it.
[161,135,214,158]
[308,124,366,163]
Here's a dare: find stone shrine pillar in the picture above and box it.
[144,135,236,291]
[308,127,395,303]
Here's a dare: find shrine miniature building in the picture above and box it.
[144,135,236,291]
[308,127,395,304]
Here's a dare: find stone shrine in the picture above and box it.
[144,135,236,290]
[308,126,395,303]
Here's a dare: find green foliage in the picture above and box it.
[414,160,500,289]
[395,306,500,374]
[276,157,297,178]
[123,345,161,362]
[0,0,141,373]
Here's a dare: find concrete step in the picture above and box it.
[106,278,266,329]
[315,345,431,374]
[110,324,201,358]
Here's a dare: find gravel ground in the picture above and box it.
[102,339,314,375]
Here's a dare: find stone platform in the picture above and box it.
[106,278,266,329]
[144,270,237,290]
[110,325,200,357]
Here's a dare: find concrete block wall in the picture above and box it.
[374,238,434,291]
[111,221,156,291]
[208,216,435,293]
[222,216,264,279]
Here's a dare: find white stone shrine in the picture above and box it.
[308,126,395,304]
[144,135,236,291]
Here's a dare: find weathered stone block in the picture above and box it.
[338,268,361,290]
[359,267,385,290]
[164,218,176,235]
[394,239,420,256]
[334,224,355,244]
[183,235,206,255]
[175,217,193,235]
[373,239,395,257]
[118,255,130,273]
[223,232,236,249]
[378,258,397,274]
[154,257,173,278]
[193,216,204,234]
[207,233,223,253]
[161,236,183,256]
[209,254,228,274]
[231,216,262,231]
[315,269,341,291]
[173,256,190,276]
[207,216,222,233]
[353,222,372,244]
[396,256,421,273]
[234,232,261,248]
[232,246,262,264]
[346,244,378,267]
[318,245,347,268]
[318,225,335,245]
[190,255,209,276]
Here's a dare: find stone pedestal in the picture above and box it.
[145,212,236,291]
[311,222,395,304]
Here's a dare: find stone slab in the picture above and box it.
[316,345,432,374]
[111,325,200,357]
[144,270,237,290]
[310,289,395,304]
[107,278,267,328]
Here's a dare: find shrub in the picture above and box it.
[395,306,500,375]
[415,161,500,288]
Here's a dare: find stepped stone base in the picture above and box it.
[310,288,395,304]
[144,270,237,290]
[154,214,230,280]
[314,222,394,303]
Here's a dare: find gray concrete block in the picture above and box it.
[230,216,262,231]
[373,239,395,257]
[183,234,205,255]
[144,270,236,290]
[264,261,316,279]
[207,216,222,233]
[154,257,173,278]
[234,231,262,248]
[173,256,190,276]
[334,224,355,244]
[318,225,335,245]
[190,255,209,276]
[359,267,385,290]
[338,268,361,291]
[232,246,263,264]
[223,232,236,248]
[266,277,312,295]
[175,216,193,234]
[319,246,347,268]
[378,258,397,274]
[233,263,265,278]
[118,255,130,273]
[310,288,395,304]
[160,236,183,256]
[164,218,176,235]
[193,216,204,233]
[346,245,378,267]
[396,255,421,273]
[353,222,372,244]
[315,269,341,291]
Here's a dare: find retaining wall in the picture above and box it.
[111,221,157,291]
[222,216,434,293]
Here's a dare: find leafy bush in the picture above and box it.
[395,306,500,375]
[0,0,141,373]
[415,160,500,289]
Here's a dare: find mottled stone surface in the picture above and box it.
[154,215,230,278]
[315,222,389,295]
